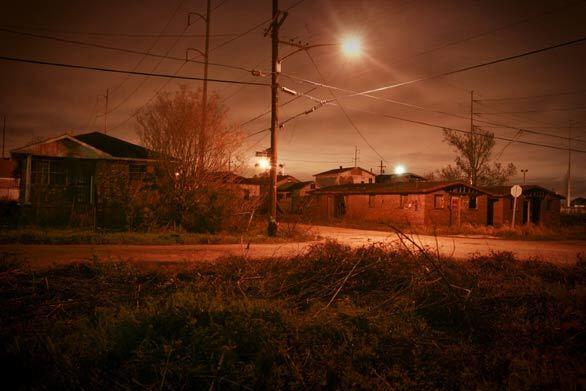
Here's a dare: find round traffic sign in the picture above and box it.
[510,185,523,198]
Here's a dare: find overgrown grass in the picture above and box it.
[1,242,583,389]
[0,221,318,245]
[306,217,586,241]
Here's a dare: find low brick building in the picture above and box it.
[11,132,156,226]
[482,185,564,226]
[309,181,488,227]
[278,181,316,213]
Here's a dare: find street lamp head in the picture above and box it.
[394,164,406,175]
[256,157,271,171]
[341,36,362,57]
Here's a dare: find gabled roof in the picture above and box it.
[11,132,155,161]
[481,185,564,199]
[314,166,374,176]
[311,181,488,195]
[74,132,153,159]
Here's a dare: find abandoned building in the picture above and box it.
[216,172,261,200]
[308,181,489,227]
[314,166,376,188]
[482,185,564,226]
[11,132,157,226]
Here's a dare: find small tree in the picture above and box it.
[136,85,242,230]
[437,127,516,186]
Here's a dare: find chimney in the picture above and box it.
[339,165,343,169]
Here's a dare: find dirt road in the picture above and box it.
[1,225,584,269]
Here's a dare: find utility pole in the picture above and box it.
[267,0,287,236]
[470,90,476,185]
[353,146,359,167]
[567,121,572,207]
[378,160,386,175]
[201,0,211,170]
[2,115,5,159]
[103,88,109,134]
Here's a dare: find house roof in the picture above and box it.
[481,185,564,199]
[74,132,152,159]
[314,166,374,176]
[11,132,155,161]
[278,181,314,192]
[213,172,260,185]
[311,181,487,195]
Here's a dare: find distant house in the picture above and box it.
[308,181,489,227]
[376,172,426,184]
[0,158,19,201]
[482,185,564,226]
[278,181,315,213]
[11,132,157,226]
[215,172,261,200]
[314,166,375,188]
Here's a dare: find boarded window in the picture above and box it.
[129,164,147,182]
[369,194,375,208]
[434,194,444,209]
[469,196,477,209]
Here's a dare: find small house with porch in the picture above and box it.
[11,131,157,226]
[308,181,489,227]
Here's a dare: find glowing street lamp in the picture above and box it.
[256,157,271,171]
[341,36,362,57]
[394,165,406,175]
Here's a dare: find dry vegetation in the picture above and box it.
[1,242,584,389]
[0,221,318,245]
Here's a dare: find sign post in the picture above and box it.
[510,185,523,229]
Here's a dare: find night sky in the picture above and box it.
[1,0,585,197]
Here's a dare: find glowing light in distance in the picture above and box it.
[257,157,271,170]
[341,36,362,57]
[394,165,406,175]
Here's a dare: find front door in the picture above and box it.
[334,195,346,218]
[487,198,496,226]
[450,196,461,227]
[530,198,541,224]
[522,200,529,224]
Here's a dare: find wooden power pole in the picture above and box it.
[268,0,287,236]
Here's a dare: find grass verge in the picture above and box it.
[0,222,318,245]
[0,242,584,389]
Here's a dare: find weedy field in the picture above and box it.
[0,242,584,390]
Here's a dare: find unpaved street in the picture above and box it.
[1,225,584,269]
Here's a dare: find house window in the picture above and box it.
[369,194,375,208]
[31,159,66,185]
[434,194,444,209]
[400,194,408,208]
[368,178,373,183]
[469,195,477,209]
[129,163,147,182]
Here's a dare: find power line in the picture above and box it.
[248,91,586,154]
[0,55,271,86]
[477,106,586,115]
[476,88,586,102]
[305,34,586,97]
[281,72,582,144]
[0,28,257,77]
[0,25,238,38]
[305,50,388,163]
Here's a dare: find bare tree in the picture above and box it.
[136,85,242,230]
[437,127,516,186]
